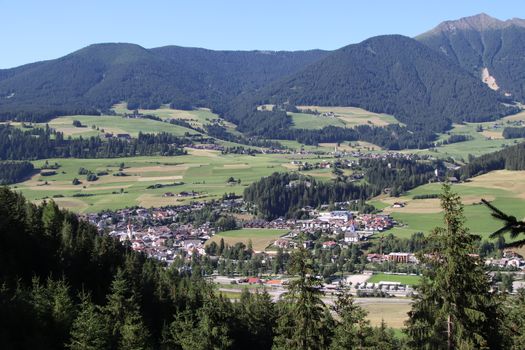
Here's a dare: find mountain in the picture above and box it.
[417,13,525,101]
[253,35,513,132]
[0,43,328,121]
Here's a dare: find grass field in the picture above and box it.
[367,273,420,285]
[297,106,400,128]
[11,151,312,212]
[411,118,525,162]
[111,103,238,131]
[289,112,346,129]
[377,170,525,239]
[360,301,411,329]
[207,228,289,251]
[46,114,198,138]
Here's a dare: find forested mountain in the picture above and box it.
[1,14,523,137]
[0,44,327,121]
[252,35,514,133]
[418,13,525,101]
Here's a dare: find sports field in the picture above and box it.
[367,273,420,285]
[360,301,411,329]
[207,228,289,251]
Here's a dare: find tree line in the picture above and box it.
[0,125,187,160]
[453,141,525,180]
[0,160,34,184]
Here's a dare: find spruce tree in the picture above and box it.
[273,247,332,350]
[118,307,151,350]
[406,184,504,349]
[67,293,110,350]
[329,286,373,349]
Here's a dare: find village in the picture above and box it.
[83,197,525,279]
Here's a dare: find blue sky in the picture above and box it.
[1,0,524,68]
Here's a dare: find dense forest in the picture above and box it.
[227,109,436,149]
[454,141,525,179]
[0,125,187,160]
[0,160,34,184]
[0,43,327,121]
[503,127,525,139]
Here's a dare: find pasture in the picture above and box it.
[207,228,289,251]
[297,106,400,128]
[414,118,525,162]
[11,151,305,213]
[46,114,197,138]
[377,170,525,239]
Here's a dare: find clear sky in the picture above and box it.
[1,0,524,68]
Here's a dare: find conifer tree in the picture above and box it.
[329,286,373,349]
[118,307,151,350]
[67,293,110,350]
[273,247,332,350]
[406,184,504,349]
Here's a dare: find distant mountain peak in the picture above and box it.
[419,13,525,37]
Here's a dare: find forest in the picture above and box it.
[0,160,34,184]
[244,157,442,219]
[0,125,187,160]
[503,127,525,139]
[228,108,436,149]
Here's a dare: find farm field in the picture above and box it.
[46,114,198,138]
[377,170,525,239]
[11,150,309,213]
[111,103,240,131]
[207,228,289,251]
[289,112,346,129]
[367,273,420,285]
[297,106,400,128]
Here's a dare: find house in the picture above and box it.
[322,241,337,249]
[447,176,459,183]
[344,231,359,243]
[247,277,262,284]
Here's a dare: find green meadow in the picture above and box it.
[378,170,525,240]
[12,151,306,213]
